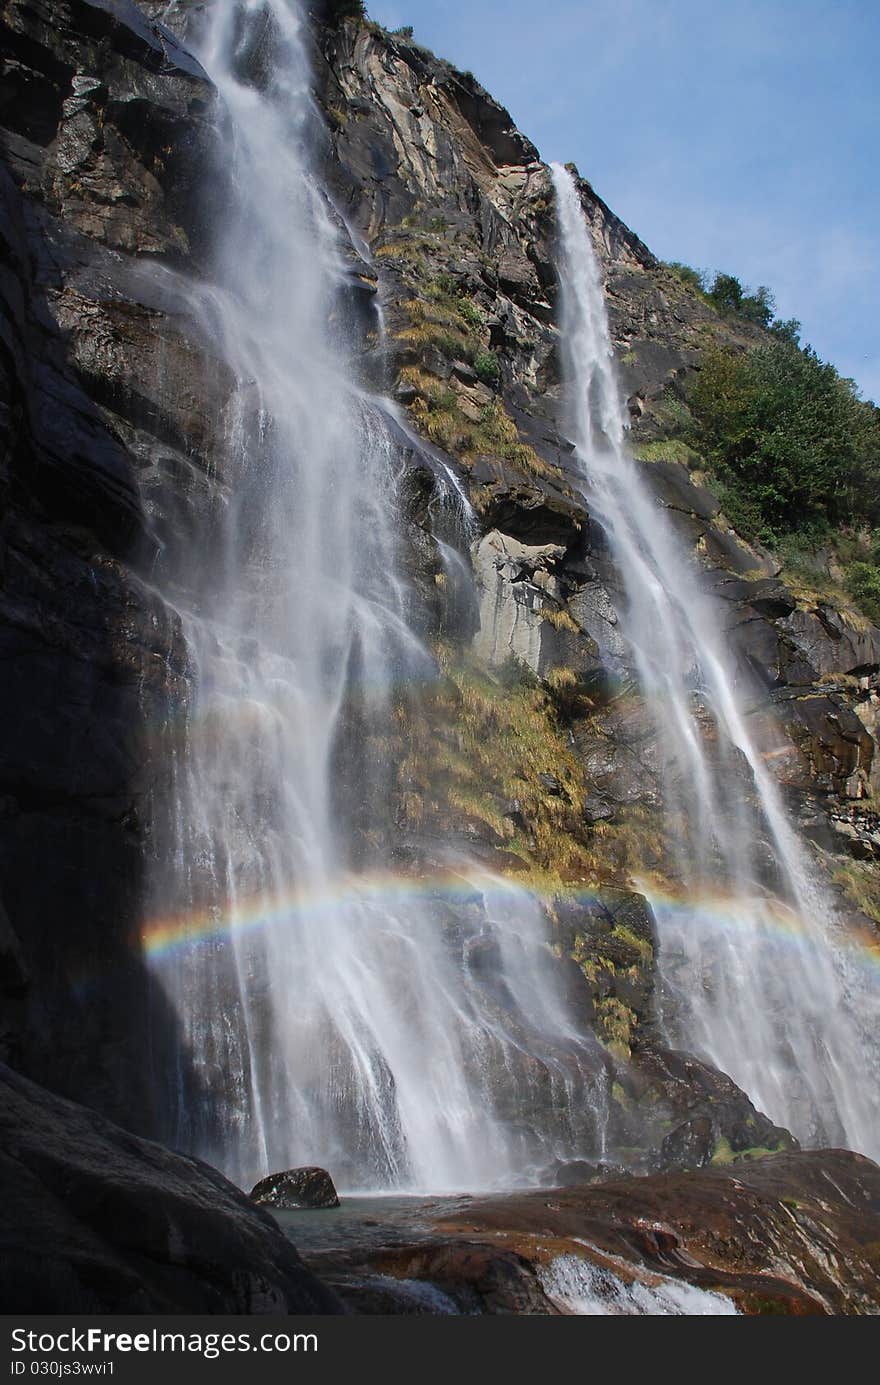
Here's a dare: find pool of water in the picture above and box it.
[273,1194,473,1256]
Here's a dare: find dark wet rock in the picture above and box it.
[552,890,659,1061]
[322,1273,459,1315]
[659,1115,715,1171]
[0,896,28,995]
[309,1239,557,1316]
[251,1166,341,1211]
[549,1158,600,1186]
[1,0,217,258]
[0,1064,343,1313]
[773,686,874,799]
[610,1046,798,1172]
[467,454,584,547]
[779,606,880,681]
[0,0,226,1129]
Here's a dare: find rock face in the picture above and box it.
[251,1167,341,1211]
[0,0,221,1131]
[0,1063,343,1313]
[301,1150,880,1315]
[311,12,880,874]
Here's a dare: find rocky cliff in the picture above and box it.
[1,0,879,1312]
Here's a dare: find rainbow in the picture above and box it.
[140,869,880,979]
[142,868,503,961]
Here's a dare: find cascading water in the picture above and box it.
[145,0,605,1193]
[538,1254,739,1316]
[551,162,880,1158]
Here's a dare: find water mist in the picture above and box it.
[551,162,880,1158]
[145,0,604,1193]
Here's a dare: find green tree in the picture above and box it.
[769,317,802,346]
[707,272,745,314]
[705,274,774,328]
[666,261,707,293]
[689,340,880,538]
[739,285,775,328]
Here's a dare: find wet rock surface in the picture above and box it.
[297,1150,880,1315]
[251,1166,341,1210]
[0,1064,343,1313]
[0,0,223,1128]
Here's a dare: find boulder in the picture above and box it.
[251,1166,341,1210]
[611,1046,798,1171]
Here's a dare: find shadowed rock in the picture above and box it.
[0,1064,344,1313]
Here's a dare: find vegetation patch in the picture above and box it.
[595,997,637,1060]
[472,349,501,388]
[397,296,476,360]
[834,859,880,928]
[610,922,654,963]
[400,366,553,477]
[686,340,880,544]
[711,1136,787,1166]
[634,438,701,466]
[398,645,591,881]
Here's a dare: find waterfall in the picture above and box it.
[144,0,604,1193]
[551,162,880,1158]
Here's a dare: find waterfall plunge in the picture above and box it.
[552,162,880,1158]
[145,0,605,1193]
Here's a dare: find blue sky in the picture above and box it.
[368,0,879,404]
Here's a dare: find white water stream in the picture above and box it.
[552,162,880,1158]
[146,1,604,1192]
[539,1253,739,1316]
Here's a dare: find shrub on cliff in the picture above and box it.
[705,273,775,328]
[688,338,880,541]
[666,263,799,339]
[845,561,880,624]
[473,349,501,388]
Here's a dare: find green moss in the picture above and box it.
[610,923,654,962]
[400,367,553,478]
[634,439,701,466]
[611,1081,630,1107]
[596,997,636,1060]
[398,645,592,880]
[834,860,880,927]
[712,1136,785,1166]
[711,1135,735,1165]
